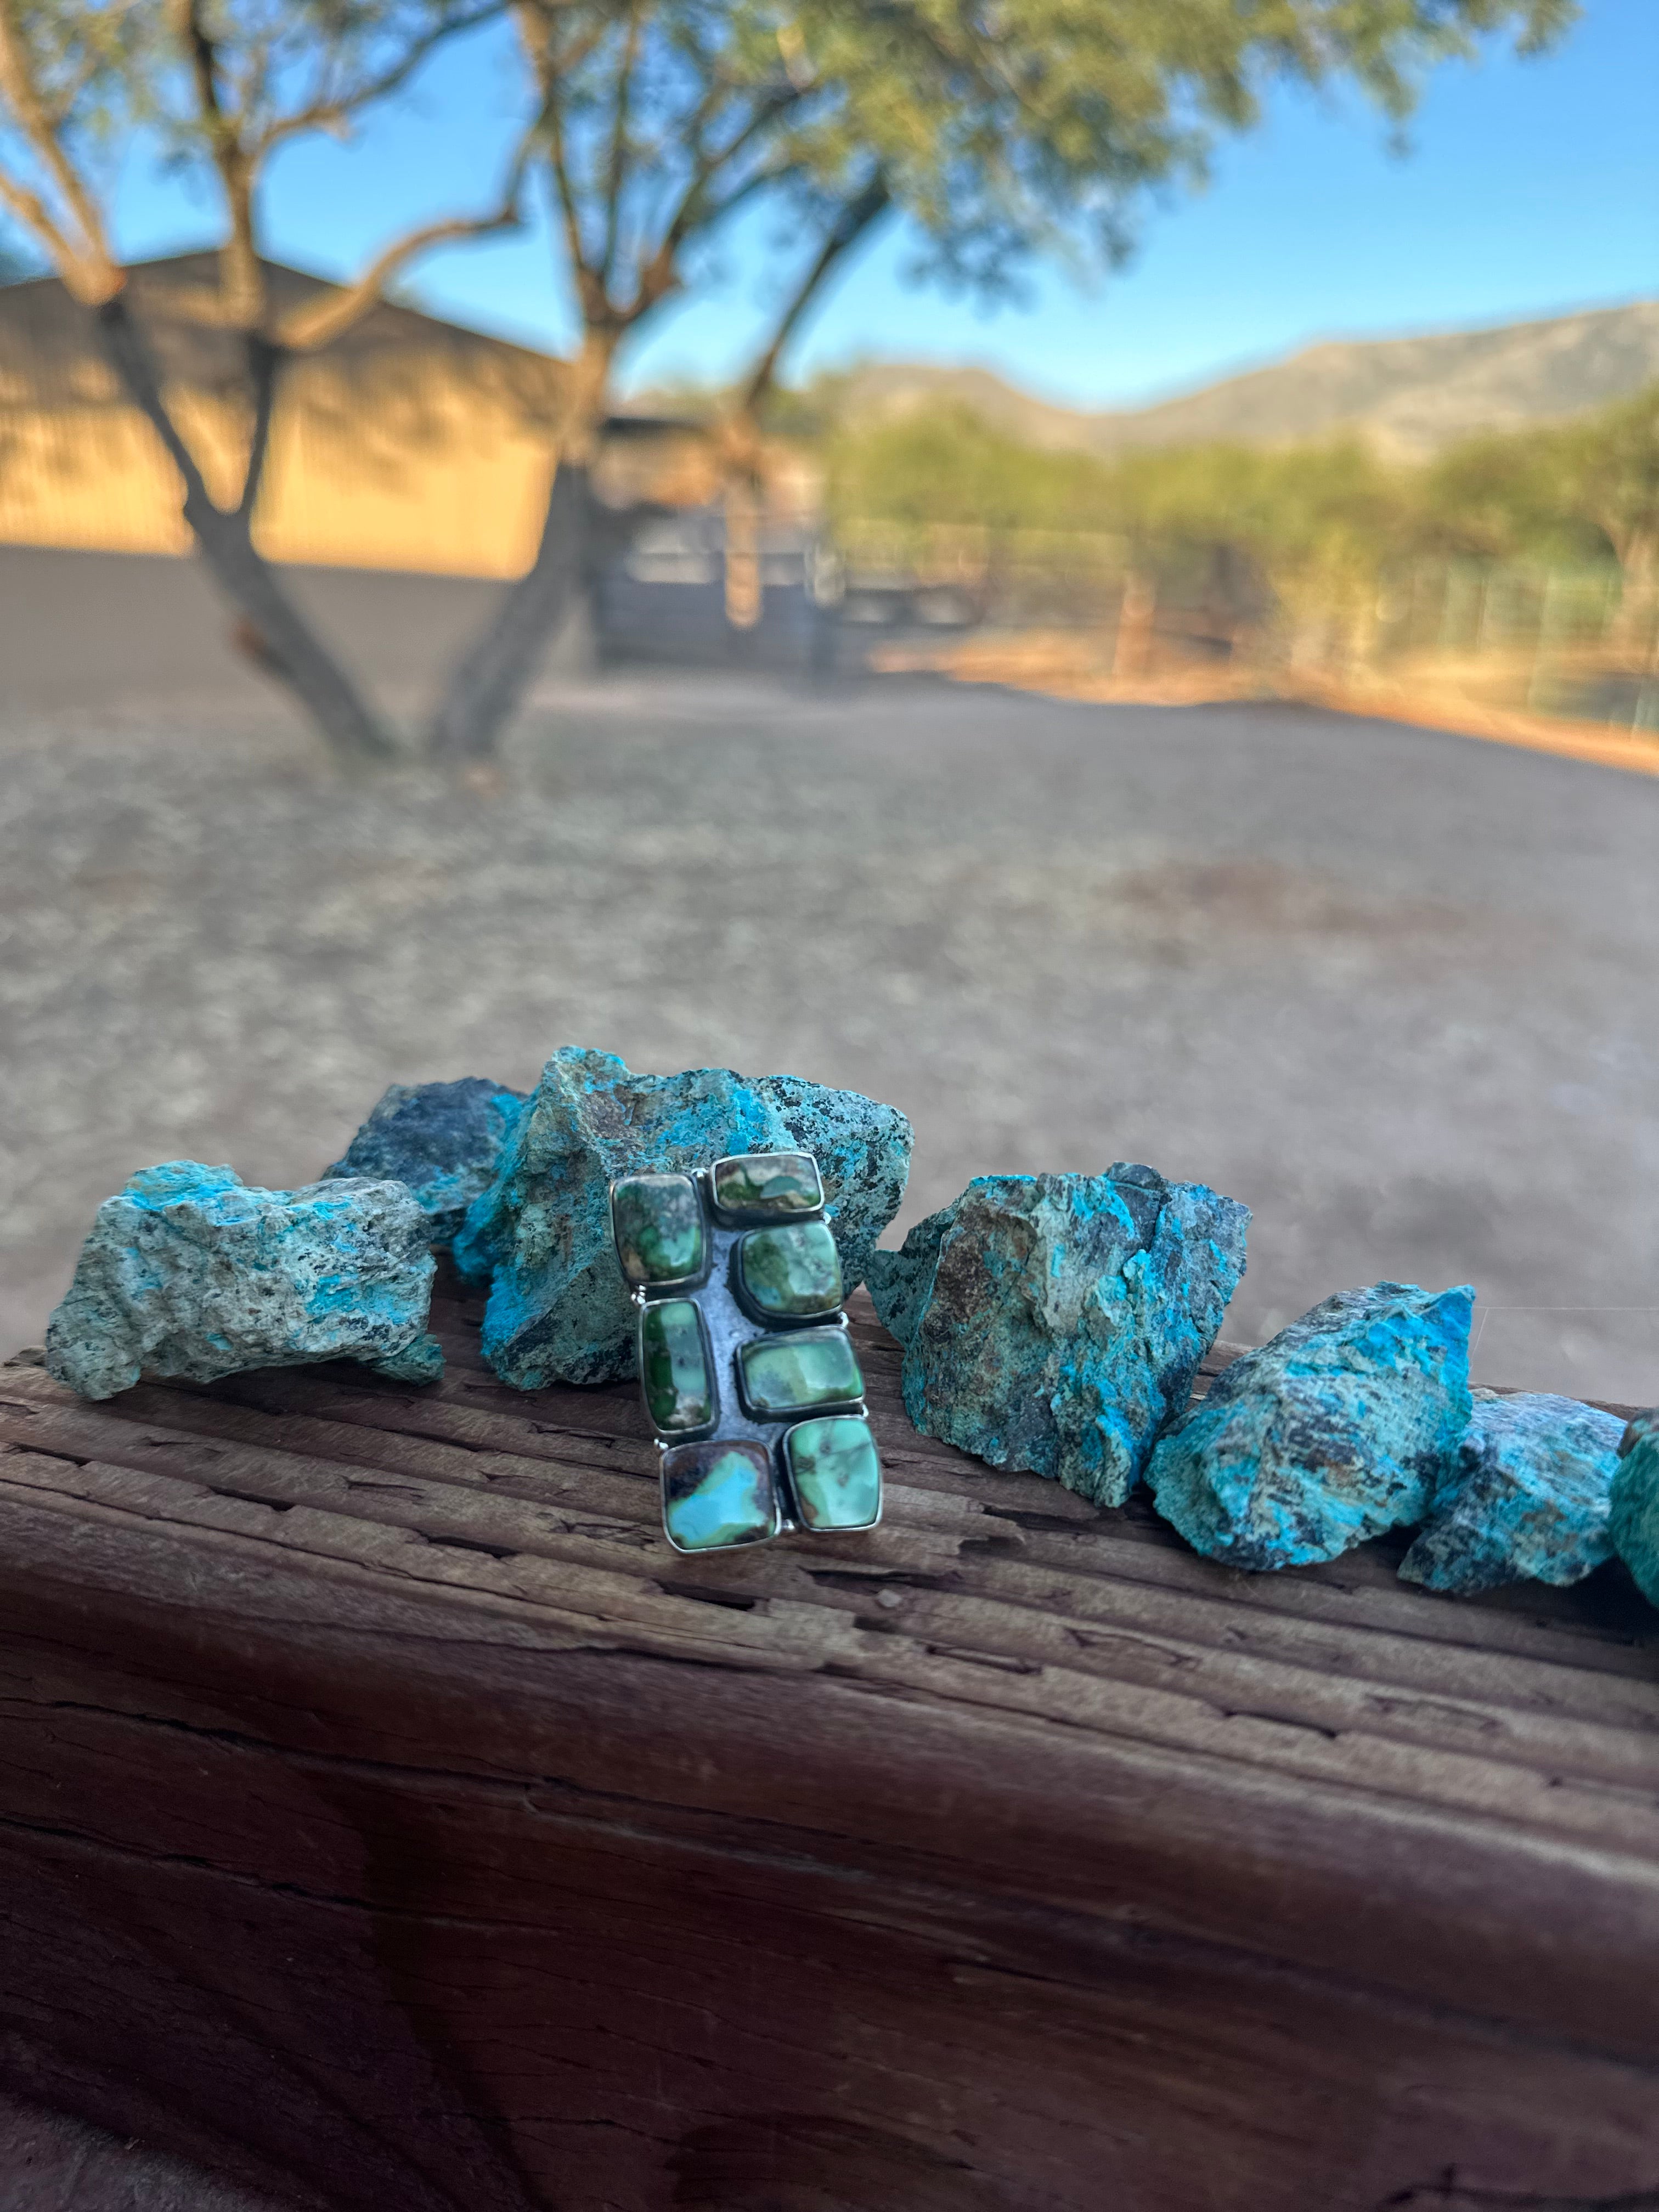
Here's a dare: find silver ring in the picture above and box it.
[610,1150,883,1554]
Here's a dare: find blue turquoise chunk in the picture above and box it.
[44,1161,437,1401]
[1399,1389,1626,1594]
[662,1440,778,1552]
[639,1298,715,1434]
[1146,1281,1474,1571]
[866,1166,1249,1507]
[711,1151,824,1219]
[611,1173,705,1286]
[1608,1409,1659,1607]
[786,1416,882,1531]
[325,1077,525,1245]
[454,1048,910,1389]
[737,1220,843,1321]
[370,1332,447,1385]
[739,1327,864,1417]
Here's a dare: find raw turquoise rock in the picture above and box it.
[45,1161,438,1401]
[1146,1281,1475,1571]
[371,1332,448,1385]
[712,1152,824,1219]
[612,1173,705,1286]
[325,1077,525,1245]
[662,1440,778,1552]
[786,1415,882,1531]
[739,1328,865,1416]
[456,1047,910,1389]
[1607,1409,1659,1607]
[1399,1389,1626,1594]
[737,1221,843,1321]
[639,1298,715,1433]
[866,1166,1249,1507]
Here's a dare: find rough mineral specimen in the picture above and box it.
[1146,1281,1474,1570]
[866,1166,1250,1506]
[455,1047,911,1389]
[325,1077,526,1245]
[46,1161,439,1401]
[1607,1408,1659,1607]
[1398,1388,1626,1594]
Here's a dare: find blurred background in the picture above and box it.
[1,0,1655,1400]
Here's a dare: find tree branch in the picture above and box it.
[171,0,262,330]
[600,3,642,288]
[237,332,284,521]
[650,79,803,271]
[259,2,509,155]
[95,294,224,527]
[275,187,526,353]
[0,165,76,280]
[0,10,118,294]
[540,87,595,300]
[741,175,889,417]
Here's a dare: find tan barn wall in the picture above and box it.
[0,359,559,577]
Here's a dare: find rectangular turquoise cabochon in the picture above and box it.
[739,1327,865,1416]
[710,1151,824,1219]
[786,1415,882,1531]
[661,1440,780,1551]
[736,1219,844,1321]
[639,1298,715,1432]
[611,1172,706,1286]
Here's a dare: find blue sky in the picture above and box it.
[98,0,1658,411]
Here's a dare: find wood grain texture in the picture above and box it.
[0,1285,1656,2212]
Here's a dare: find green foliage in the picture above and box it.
[825,403,1113,535]
[822,379,1659,656]
[514,0,1577,409]
[796,0,1572,294]
[1553,381,1659,577]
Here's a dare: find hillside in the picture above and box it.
[828,298,1659,461]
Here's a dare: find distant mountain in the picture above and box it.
[828,300,1659,461]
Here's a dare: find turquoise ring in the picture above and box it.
[611,1151,883,1554]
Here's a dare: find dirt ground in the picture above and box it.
[3,662,1656,1403]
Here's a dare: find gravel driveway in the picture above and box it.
[3,668,1654,1401]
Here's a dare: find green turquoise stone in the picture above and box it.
[661,1439,778,1552]
[786,1416,882,1531]
[639,1298,715,1432]
[737,1220,843,1321]
[611,1173,704,1286]
[739,1327,864,1417]
[710,1150,823,1220]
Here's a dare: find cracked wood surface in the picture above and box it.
[0,1287,1656,2212]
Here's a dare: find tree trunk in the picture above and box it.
[428,458,591,761]
[184,501,398,761]
[1113,571,1158,678]
[95,298,394,766]
[723,473,762,633]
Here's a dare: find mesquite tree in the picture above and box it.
[0,0,521,763]
[433,0,1574,761]
[428,0,885,756]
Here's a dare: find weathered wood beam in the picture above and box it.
[0,1291,1654,2209]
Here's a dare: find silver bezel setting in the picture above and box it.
[611,1154,882,1552]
